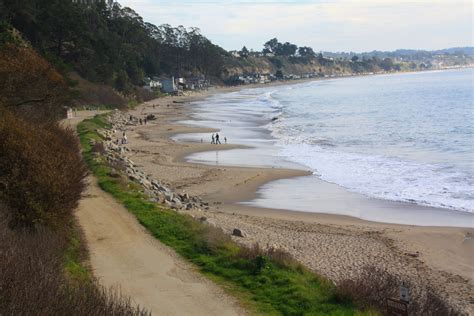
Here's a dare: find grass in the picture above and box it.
[77,114,378,316]
[64,225,92,284]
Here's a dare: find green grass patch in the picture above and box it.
[127,100,139,109]
[64,226,92,284]
[78,114,378,315]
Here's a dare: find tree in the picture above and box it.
[351,55,359,62]
[275,70,283,79]
[298,46,315,58]
[280,42,297,56]
[240,46,249,58]
[269,57,283,69]
[264,38,280,54]
[2,1,226,92]
[380,57,394,71]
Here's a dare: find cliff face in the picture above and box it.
[222,55,353,78]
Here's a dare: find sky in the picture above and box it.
[118,0,473,53]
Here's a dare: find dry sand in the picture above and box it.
[120,92,474,314]
[66,111,245,316]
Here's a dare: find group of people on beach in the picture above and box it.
[211,133,227,145]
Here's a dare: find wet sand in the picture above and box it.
[121,90,473,314]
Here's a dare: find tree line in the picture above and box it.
[0,0,225,94]
[235,37,409,73]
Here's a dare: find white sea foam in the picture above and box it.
[276,143,474,212]
[256,73,474,213]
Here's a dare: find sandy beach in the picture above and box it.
[117,88,473,314]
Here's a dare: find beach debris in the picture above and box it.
[232,228,246,238]
[404,252,419,258]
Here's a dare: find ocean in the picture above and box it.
[176,69,474,227]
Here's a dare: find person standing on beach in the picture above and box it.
[224,137,227,144]
[211,133,215,144]
[215,133,221,144]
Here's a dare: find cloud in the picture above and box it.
[118,0,473,52]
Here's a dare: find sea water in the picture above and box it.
[176,69,474,227]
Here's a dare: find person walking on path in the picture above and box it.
[215,133,221,144]
[211,133,215,144]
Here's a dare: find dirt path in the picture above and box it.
[68,111,244,315]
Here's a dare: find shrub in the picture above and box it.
[201,224,233,253]
[336,266,399,309]
[237,243,298,269]
[0,44,71,122]
[91,141,106,155]
[135,87,156,102]
[336,265,460,315]
[0,109,88,228]
[0,209,149,315]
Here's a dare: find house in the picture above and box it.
[160,77,178,94]
[186,77,210,90]
[230,51,241,58]
[257,73,270,84]
[143,77,161,90]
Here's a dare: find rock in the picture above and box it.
[405,252,419,258]
[164,192,174,202]
[129,174,139,182]
[172,198,182,208]
[232,228,246,238]
[139,179,152,189]
[200,217,216,226]
[186,203,193,210]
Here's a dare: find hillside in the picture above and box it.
[1,0,224,97]
[1,0,472,105]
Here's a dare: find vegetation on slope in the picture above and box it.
[1,0,225,94]
[0,38,147,314]
[78,114,379,316]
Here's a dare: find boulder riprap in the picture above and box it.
[94,110,202,212]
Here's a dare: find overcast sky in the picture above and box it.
[118,0,473,52]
